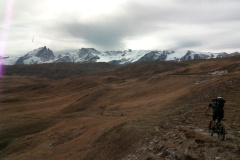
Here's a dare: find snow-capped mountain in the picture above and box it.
[55,48,100,63]
[14,46,55,65]
[97,50,154,65]
[138,50,171,62]
[2,46,240,65]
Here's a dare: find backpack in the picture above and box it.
[215,98,225,110]
[210,101,217,110]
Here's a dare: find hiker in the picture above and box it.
[205,97,226,132]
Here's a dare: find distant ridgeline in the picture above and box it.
[2,46,240,66]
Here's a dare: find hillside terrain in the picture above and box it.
[3,62,115,79]
[1,56,240,160]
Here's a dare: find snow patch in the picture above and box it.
[208,70,228,75]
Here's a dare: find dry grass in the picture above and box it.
[1,56,240,159]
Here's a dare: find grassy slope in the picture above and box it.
[1,57,240,159]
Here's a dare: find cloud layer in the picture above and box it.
[0,0,240,55]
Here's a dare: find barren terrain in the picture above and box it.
[1,57,240,160]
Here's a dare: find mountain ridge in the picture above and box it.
[2,46,240,65]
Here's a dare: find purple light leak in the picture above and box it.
[0,0,14,77]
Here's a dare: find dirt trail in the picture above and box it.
[123,69,240,160]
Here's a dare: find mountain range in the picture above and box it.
[2,46,240,65]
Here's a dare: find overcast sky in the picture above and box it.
[0,0,240,56]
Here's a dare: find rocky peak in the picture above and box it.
[15,46,55,65]
[78,48,101,55]
[36,46,55,61]
[138,51,168,62]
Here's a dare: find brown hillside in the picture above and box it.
[1,56,240,160]
[4,62,116,79]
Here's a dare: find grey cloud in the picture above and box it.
[124,0,240,24]
[57,0,240,51]
[61,14,165,50]
[65,22,126,49]
[2,0,240,55]
[172,40,203,50]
